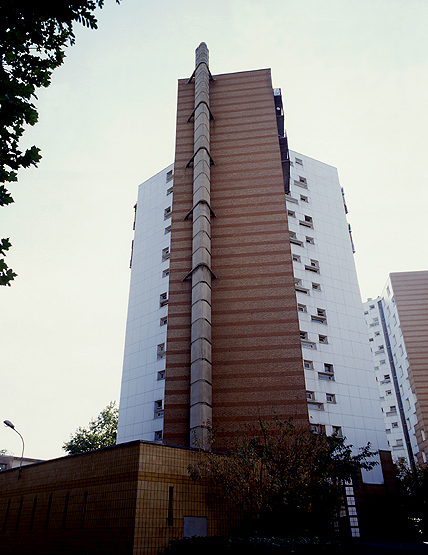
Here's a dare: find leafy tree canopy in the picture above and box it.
[395,459,428,539]
[189,416,378,539]
[0,0,120,285]
[62,401,118,455]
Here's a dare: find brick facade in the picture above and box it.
[0,442,234,555]
[163,69,308,448]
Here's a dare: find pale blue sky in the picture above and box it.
[2,0,427,459]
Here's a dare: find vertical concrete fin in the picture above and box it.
[190,43,213,449]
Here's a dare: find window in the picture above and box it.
[157,370,166,380]
[300,195,308,202]
[391,422,399,429]
[289,231,304,247]
[312,282,321,291]
[300,215,313,228]
[422,451,427,464]
[318,335,328,344]
[162,247,170,261]
[369,338,374,342]
[388,406,397,415]
[311,309,326,324]
[305,259,320,273]
[386,390,392,396]
[154,430,163,441]
[326,393,336,403]
[303,360,313,369]
[162,268,170,278]
[380,360,386,365]
[292,254,301,263]
[375,331,380,336]
[295,279,309,294]
[319,372,334,381]
[166,186,173,195]
[160,316,168,326]
[422,429,426,442]
[306,391,315,400]
[166,169,173,182]
[324,363,334,373]
[160,292,168,307]
[287,210,296,218]
[311,424,325,434]
[165,225,171,234]
[300,331,308,340]
[369,304,375,310]
[306,236,315,244]
[299,176,307,184]
[164,206,172,220]
[298,303,307,312]
[154,400,164,418]
[294,178,308,189]
[157,343,166,359]
[332,426,342,437]
[295,157,303,166]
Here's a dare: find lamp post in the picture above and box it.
[4,420,25,479]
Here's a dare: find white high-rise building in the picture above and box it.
[286,151,388,484]
[117,164,173,444]
[118,151,389,485]
[363,271,428,466]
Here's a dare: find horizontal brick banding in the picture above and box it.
[164,68,308,448]
[390,271,428,464]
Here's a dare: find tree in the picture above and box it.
[395,459,428,539]
[189,416,378,539]
[0,1,120,285]
[62,401,118,455]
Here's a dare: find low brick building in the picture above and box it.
[0,441,234,555]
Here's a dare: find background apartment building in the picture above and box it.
[363,271,428,466]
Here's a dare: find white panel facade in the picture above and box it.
[363,277,419,464]
[117,165,173,444]
[287,151,388,484]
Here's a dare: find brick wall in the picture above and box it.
[0,442,234,555]
[164,69,308,448]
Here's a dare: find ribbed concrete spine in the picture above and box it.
[190,43,212,447]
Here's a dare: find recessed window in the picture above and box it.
[300,215,313,229]
[160,292,168,307]
[305,259,320,273]
[306,391,315,400]
[162,268,170,278]
[324,363,334,373]
[290,231,304,247]
[166,186,173,195]
[369,304,375,310]
[369,338,374,342]
[164,207,172,220]
[306,236,314,244]
[392,422,399,428]
[154,400,164,418]
[157,343,166,359]
[165,225,171,234]
[380,360,386,365]
[160,316,168,326]
[375,331,380,337]
[287,210,296,218]
[422,429,426,442]
[332,426,342,437]
[319,335,328,344]
[312,282,321,291]
[298,303,307,312]
[300,195,308,203]
[154,430,163,441]
[292,254,301,263]
[166,170,173,182]
[311,424,325,434]
[300,331,308,340]
[326,393,336,403]
[295,279,309,295]
[303,360,313,369]
[295,158,303,166]
[162,247,170,261]
[157,370,166,380]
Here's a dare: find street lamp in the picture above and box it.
[3,420,25,479]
